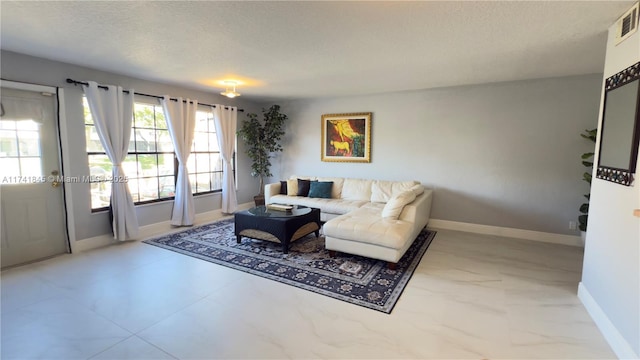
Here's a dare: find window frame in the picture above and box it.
[84,97,235,212]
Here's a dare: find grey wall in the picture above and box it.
[274,74,602,235]
[1,50,263,241]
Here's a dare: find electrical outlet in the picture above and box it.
[569,221,577,230]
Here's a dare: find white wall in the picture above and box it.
[579,8,640,358]
[0,50,263,243]
[273,75,602,235]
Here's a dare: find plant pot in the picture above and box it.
[580,231,587,247]
[253,195,265,206]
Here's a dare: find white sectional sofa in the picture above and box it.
[264,176,433,268]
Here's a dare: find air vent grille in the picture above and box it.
[615,3,639,45]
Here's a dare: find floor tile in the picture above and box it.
[1,296,131,359]
[90,335,176,360]
[0,227,617,359]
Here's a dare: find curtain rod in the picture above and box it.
[66,78,244,112]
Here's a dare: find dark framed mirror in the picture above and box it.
[596,61,640,186]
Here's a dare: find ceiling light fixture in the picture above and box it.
[220,81,241,98]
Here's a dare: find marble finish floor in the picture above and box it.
[1,228,615,359]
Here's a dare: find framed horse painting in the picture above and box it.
[321,112,371,163]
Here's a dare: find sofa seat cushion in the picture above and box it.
[323,207,414,250]
[269,195,367,215]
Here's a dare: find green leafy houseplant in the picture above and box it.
[579,128,597,232]
[237,105,288,199]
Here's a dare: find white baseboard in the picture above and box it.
[428,219,583,247]
[72,233,117,252]
[578,282,639,359]
[73,202,254,252]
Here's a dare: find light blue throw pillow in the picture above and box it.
[308,181,333,199]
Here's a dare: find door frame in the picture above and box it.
[1,79,77,253]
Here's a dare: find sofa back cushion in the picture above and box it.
[286,179,298,196]
[308,181,333,198]
[279,181,288,195]
[371,180,421,203]
[341,178,373,201]
[296,179,313,196]
[381,190,417,219]
[317,177,344,199]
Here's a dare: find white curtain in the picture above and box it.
[212,105,238,213]
[161,96,197,226]
[84,81,139,240]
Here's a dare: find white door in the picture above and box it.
[0,86,69,268]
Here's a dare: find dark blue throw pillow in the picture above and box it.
[297,179,312,196]
[279,180,288,195]
[308,181,333,199]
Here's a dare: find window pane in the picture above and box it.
[195,173,211,193]
[193,132,208,152]
[210,153,222,172]
[195,153,210,173]
[134,129,156,152]
[211,172,223,191]
[18,131,40,156]
[85,125,105,152]
[138,177,159,202]
[134,104,156,128]
[91,181,111,209]
[186,155,196,174]
[158,154,174,176]
[123,155,138,179]
[20,158,41,177]
[88,155,112,179]
[0,130,18,156]
[156,130,173,152]
[188,174,197,191]
[159,176,175,198]
[155,111,167,129]
[0,158,20,178]
[83,98,94,125]
[0,120,16,130]
[138,154,158,177]
[195,112,210,131]
[128,178,140,202]
[128,133,136,152]
[208,133,220,152]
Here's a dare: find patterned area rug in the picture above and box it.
[144,218,436,313]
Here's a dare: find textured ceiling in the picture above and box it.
[0,1,635,101]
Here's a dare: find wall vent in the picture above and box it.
[615,3,639,45]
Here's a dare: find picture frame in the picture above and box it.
[321,112,371,163]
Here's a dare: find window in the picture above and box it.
[189,110,228,194]
[84,98,232,211]
[0,120,42,178]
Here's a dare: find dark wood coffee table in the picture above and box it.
[234,205,321,253]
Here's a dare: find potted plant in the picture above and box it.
[579,128,597,242]
[237,105,288,206]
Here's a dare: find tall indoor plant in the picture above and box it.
[237,105,288,205]
[579,128,597,237]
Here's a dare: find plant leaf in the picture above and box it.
[578,214,588,225]
[579,203,589,213]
